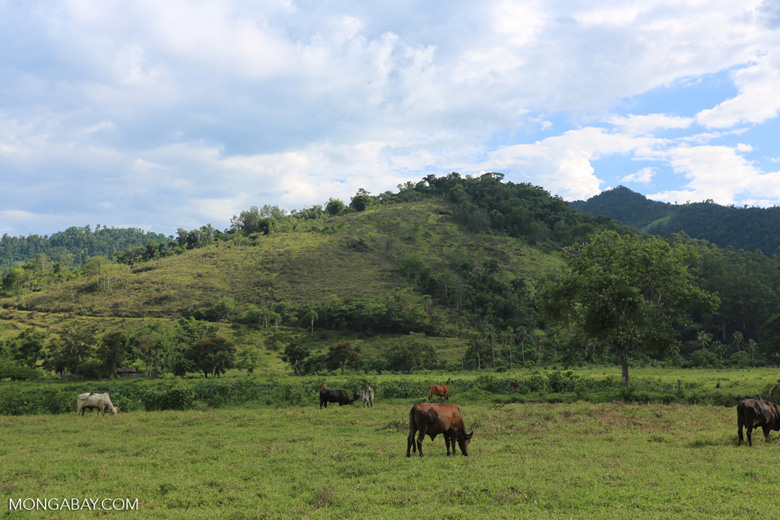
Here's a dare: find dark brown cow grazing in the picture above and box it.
[406,402,474,457]
[737,398,780,446]
[428,384,450,401]
[510,381,519,393]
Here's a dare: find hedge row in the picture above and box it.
[0,372,743,415]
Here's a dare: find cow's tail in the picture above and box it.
[407,406,417,455]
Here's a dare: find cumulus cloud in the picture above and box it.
[1,0,780,236]
[649,144,780,205]
[697,52,780,128]
[485,127,661,200]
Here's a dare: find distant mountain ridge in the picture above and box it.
[571,186,780,254]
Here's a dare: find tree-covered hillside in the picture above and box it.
[1,173,780,381]
[0,225,171,270]
[571,186,780,254]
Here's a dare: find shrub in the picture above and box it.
[141,382,195,411]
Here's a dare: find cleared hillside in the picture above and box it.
[4,199,561,319]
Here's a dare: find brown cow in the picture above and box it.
[737,398,780,446]
[407,402,474,457]
[510,381,519,393]
[428,384,450,401]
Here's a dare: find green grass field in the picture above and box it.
[1,397,776,519]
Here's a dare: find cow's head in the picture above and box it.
[458,425,475,456]
[109,406,118,415]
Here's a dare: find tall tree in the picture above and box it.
[541,231,719,388]
[282,343,310,376]
[186,337,236,378]
[51,323,99,376]
[12,328,46,369]
[385,333,438,373]
[325,341,360,374]
[304,309,319,333]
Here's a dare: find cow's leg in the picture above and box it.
[747,426,754,447]
[416,424,427,457]
[762,425,772,443]
[448,431,459,456]
[738,416,744,445]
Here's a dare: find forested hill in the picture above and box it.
[571,186,780,254]
[3,173,780,378]
[0,226,171,270]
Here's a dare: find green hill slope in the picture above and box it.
[6,199,560,319]
[0,188,576,375]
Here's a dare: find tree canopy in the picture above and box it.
[541,230,720,387]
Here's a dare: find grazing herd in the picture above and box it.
[74,382,780,452]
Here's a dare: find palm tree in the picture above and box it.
[732,331,744,353]
[697,331,713,350]
[747,339,758,360]
[421,295,432,314]
[488,327,498,368]
[504,327,514,370]
[305,309,319,333]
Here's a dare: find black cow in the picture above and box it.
[737,398,780,446]
[319,389,353,409]
[406,402,474,457]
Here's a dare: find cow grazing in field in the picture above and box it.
[428,384,450,401]
[77,393,117,416]
[353,387,374,407]
[510,381,519,393]
[319,389,353,409]
[737,398,780,446]
[407,402,474,457]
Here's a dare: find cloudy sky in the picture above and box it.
[2,0,780,237]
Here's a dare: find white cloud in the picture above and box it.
[609,114,693,136]
[650,144,780,205]
[697,52,780,128]
[2,0,780,236]
[486,127,660,199]
[621,167,656,184]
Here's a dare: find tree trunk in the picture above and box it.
[619,347,630,388]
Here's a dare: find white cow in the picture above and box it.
[353,387,374,408]
[77,392,118,416]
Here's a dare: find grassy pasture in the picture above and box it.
[1,400,776,519]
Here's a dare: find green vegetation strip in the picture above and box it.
[0,401,774,519]
[1,368,777,416]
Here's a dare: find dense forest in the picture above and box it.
[571,186,780,254]
[2,173,780,382]
[0,225,171,270]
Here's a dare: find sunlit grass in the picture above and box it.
[1,401,775,519]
